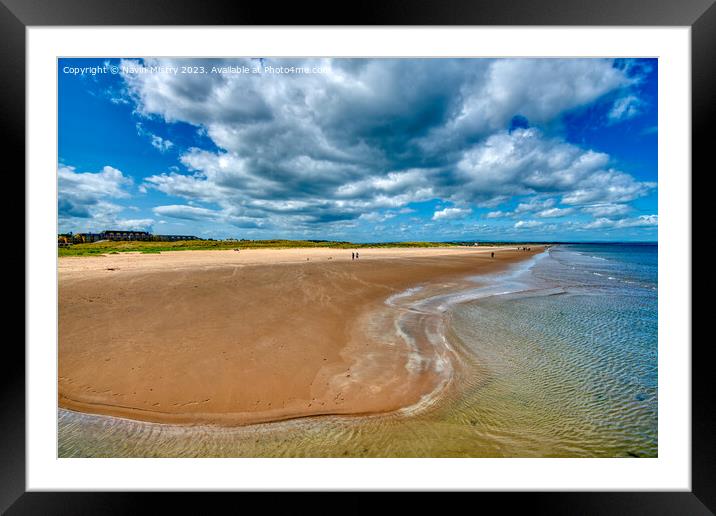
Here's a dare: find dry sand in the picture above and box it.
[58,246,543,426]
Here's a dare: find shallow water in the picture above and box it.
[59,244,657,457]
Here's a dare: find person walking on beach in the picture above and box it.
[491,252,494,258]
[356,252,359,260]
[352,252,355,260]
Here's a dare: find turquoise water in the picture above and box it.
[446,243,658,457]
[58,244,658,457]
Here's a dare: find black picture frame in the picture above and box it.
[5,0,712,512]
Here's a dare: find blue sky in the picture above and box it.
[58,58,657,242]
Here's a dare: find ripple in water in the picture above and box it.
[59,244,657,457]
[445,244,657,457]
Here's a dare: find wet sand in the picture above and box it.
[58,246,542,426]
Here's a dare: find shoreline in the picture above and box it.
[59,245,544,426]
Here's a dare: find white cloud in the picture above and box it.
[560,169,655,205]
[582,203,632,218]
[136,122,173,152]
[608,95,644,123]
[515,197,556,214]
[455,129,654,207]
[152,204,267,229]
[113,58,652,233]
[421,59,634,153]
[152,204,219,221]
[58,164,150,232]
[109,218,155,231]
[535,207,574,218]
[583,214,657,229]
[58,164,131,201]
[150,135,173,152]
[485,198,572,219]
[432,207,471,221]
[514,220,542,229]
[358,210,404,222]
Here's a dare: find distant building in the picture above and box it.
[79,232,106,243]
[59,232,104,244]
[101,230,199,241]
[59,230,201,245]
[154,234,200,242]
[102,230,153,241]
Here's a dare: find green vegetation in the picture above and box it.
[58,239,467,257]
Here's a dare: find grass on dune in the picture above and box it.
[58,239,468,257]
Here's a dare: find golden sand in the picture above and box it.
[58,246,542,425]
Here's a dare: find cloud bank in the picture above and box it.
[59,58,657,239]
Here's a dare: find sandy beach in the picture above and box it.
[59,245,542,426]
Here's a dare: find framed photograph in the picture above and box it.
[7,0,712,511]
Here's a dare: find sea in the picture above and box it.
[442,242,658,457]
[58,243,658,458]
